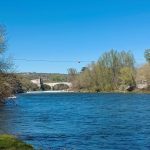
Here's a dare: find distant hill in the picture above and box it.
[17,72,68,82]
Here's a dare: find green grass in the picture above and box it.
[0,134,34,150]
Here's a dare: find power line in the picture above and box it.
[13,58,94,63]
[13,58,146,64]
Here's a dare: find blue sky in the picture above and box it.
[0,0,149,73]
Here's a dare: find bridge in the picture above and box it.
[44,82,72,88]
[31,79,72,90]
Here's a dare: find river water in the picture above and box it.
[0,93,150,150]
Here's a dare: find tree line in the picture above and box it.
[0,25,150,102]
[68,50,150,92]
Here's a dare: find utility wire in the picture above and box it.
[13,58,145,64]
[13,58,94,63]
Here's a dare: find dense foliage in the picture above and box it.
[69,50,136,92]
[17,75,39,92]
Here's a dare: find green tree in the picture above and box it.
[119,67,136,90]
[97,50,135,90]
[73,50,136,92]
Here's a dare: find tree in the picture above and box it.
[67,68,77,82]
[119,67,136,91]
[145,49,150,63]
[16,75,39,92]
[67,68,80,89]
[97,50,135,90]
[0,25,17,102]
[136,64,150,85]
[0,74,12,102]
[73,50,136,92]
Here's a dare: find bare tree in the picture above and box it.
[0,25,15,102]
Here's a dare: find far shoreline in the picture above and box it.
[26,90,75,94]
[24,90,150,94]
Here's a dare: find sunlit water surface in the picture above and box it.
[0,93,150,150]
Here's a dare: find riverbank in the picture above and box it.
[74,89,150,94]
[0,134,34,150]
[25,90,150,94]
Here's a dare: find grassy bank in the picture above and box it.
[0,134,34,150]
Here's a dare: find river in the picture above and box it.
[0,93,150,150]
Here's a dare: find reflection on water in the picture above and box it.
[0,93,150,150]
